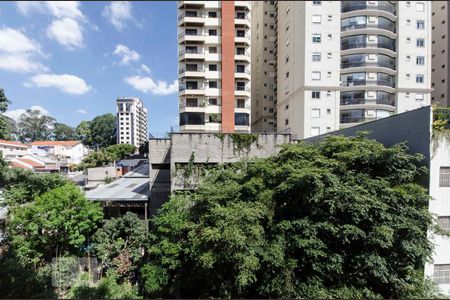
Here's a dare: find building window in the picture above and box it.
[285,119,289,125]
[416,74,424,83]
[209,64,217,71]
[312,33,321,43]
[209,81,218,88]
[312,71,321,80]
[312,52,321,61]
[416,56,425,65]
[312,1,321,5]
[327,52,332,59]
[209,29,217,36]
[328,15,332,22]
[311,109,320,118]
[438,217,450,232]
[406,55,411,62]
[440,167,450,187]
[406,37,411,43]
[209,47,217,53]
[433,264,450,284]
[209,98,217,105]
[327,34,332,40]
[311,127,320,136]
[417,38,425,47]
[312,15,322,24]
[208,11,217,18]
[286,71,289,78]
[312,91,320,99]
[285,104,289,110]
[416,20,425,29]
[236,99,246,108]
[285,56,289,63]
[416,2,425,11]
[327,71,332,78]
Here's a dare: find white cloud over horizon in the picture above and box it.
[25,73,92,95]
[102,2,133,31]
[0,28,48,73]
[77,109,87,114]
[113,44,140,65]
[4,105,50,121]
[125,76,178,95]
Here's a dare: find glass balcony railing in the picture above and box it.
[340,116,366,123]
[340,98,395,106]
[341,1,396,15]
[341,23,396,33]
[341,61,396,70]
[341,41,395,51]
[341,79,395,88]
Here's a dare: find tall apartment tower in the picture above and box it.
[177,1,251,133]
[116,97,148,148]
[251,1,277,133]
[431,1,450,106]
[252,1,432,139]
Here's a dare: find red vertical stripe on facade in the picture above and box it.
[221,1,235,133]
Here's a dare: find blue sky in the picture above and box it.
[0,1,179,135]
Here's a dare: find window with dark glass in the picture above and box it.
[185,11,197,17]
[186,29,197,36]
[209,64,217,71]
[209,29,217,36]
[236,12,246,19]
[236,47,245,55]
[237,99,246,108]
[209,98,218,105]
[186,64,197,71]
[186,98,198,107]
[237,30,245,37]
[179,112,205,125]
[208,11,217,18]
[235,113,250,126]
[209,81,218,88]
[236,65,245,73]
[186,81,198,89]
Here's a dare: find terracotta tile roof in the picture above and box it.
[10,161,32,170]
[30,141,81,147]
[17,158,45,168]
[0,139,27,148]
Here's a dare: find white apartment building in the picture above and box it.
[29,141,88,165]
[178,1,251,133]
[251,1,277,133]
[116,97,148,147]
[0,139,28,159]
[253,1,432,139]
[431,1,450,106]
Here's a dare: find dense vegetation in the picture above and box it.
[142,134,440,299]
[77,143,136,170]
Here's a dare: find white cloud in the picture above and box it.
[139,64,150,74]
[17,1,85,20]
[125,76,178,95]
[25,73,92,95]
[102,1,133,31]
[0,28,47,73]
[5,105,50,121]
[113,44,140,65]
[46,18,84,49]
[77,109,87,114]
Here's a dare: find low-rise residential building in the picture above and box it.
[29,141,88,165]
[9,154,60,173]
[0,140,28,159]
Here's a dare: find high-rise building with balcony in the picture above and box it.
[431,1,450,106]
[116,97,148,148]
[251,1,431,139]
[178,1,251,133]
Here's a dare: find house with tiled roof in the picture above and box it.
[0,139,28,159]
[28,140,89,165]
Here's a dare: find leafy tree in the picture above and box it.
[17,109,55,142]
[76,121,92,146]
[0,88,11,140]
[142,134,438,299]
[139,141,149,156]
[7,184,103,266]
[53,122,77,141]
[89,113,116,149]
[67,270,141,299]
[92,212,146,281]
[77,144,136,170]
[106,144,136,160]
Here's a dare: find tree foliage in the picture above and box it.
[142,134,437,299]
[92,212,146,281]
[7,184,103,266]
[53,122,77,141]
[0,88,11,140]
[76,121,92,146]
[77,144,136,170]
[89,113,117,149]
[17,109,56,142]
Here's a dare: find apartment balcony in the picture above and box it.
[235,1,251,10]
[179,48,205,61]
[341,1,397,18]
[340,115,366,124]
[179,66,206,78]
[178,31,205,44]
[235,68,251,80]
[235,13,251,27]
[235,33,251,45]
[340,97,396,110]
[179,100,206,113]
[341,23,397,39]
[178,85,205,96]
[235,50,250,62]
[177,12,205,26]
[178,1,205,9]
[235,85,250,97]
[340,61,396,74]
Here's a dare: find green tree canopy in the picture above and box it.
[7,184,103,266]
[142,134,437,299]
[53,122,77,141]
[76,120,92,146]
[92,212,146,281]
[77,143,136,170]
[0,88,11,140]
[17,109,55,142]
[89,113,116,149]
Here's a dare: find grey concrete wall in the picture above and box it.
[149,139,171,164]
[304,106,432,164]
[87,166,119,181]
[149,138,172,215]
